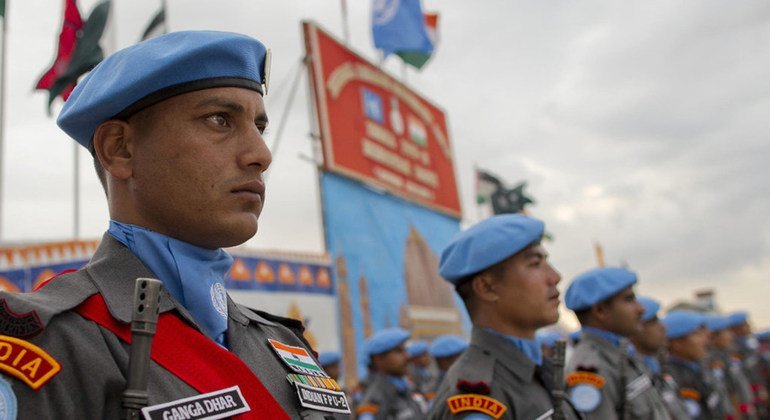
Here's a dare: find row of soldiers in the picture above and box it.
[317,214,770,419]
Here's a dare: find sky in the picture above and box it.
[1,0,769,329]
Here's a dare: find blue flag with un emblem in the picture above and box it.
[371,0,433,57]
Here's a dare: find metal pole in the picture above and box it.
[340,0,349,45]
[73,143,79,239]
[266,57,305,174]
[0,3,8,242]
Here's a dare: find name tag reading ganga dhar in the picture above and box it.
[141,386,250,420]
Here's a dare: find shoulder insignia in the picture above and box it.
[566,371,605,388]
[0,299,43,339]
[456,379,491,395]
[0,335,61,390]
[446,394,507,419]
[679,388,701,400]
[567,371,605,412]
[356,403,379,415]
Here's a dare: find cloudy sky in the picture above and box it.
[2,0,769,329]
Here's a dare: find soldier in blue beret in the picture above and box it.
[427,214,580,419]
[727,311,769,415]
[628,297,690,418]
[406,340,436,401]
[0,31,350,418]
[429,335,468,392]
[705,314,756,418]
[356,328,426,419]
[564,267,671,419]
[662,310,730,419]
[319,351,343,381]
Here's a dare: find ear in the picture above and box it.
[92,120,134,180]
[591,301,611,323]
[471,272,499,304]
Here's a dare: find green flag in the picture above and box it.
[47,0,111,110]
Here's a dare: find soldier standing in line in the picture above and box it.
[426,214,580,419]
[429,335,468,392]
[728,311,769,418]
[356,328,426,420]
[407,340,436,400]
[706,314,756,419]
[630,296,690,419]
[662,310,726,419]
[0,31,348,419]
[564,267,671,419]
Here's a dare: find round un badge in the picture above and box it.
[210,282,228,318]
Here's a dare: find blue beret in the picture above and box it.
[662,310,706,339]
[565,267,638,311]
[637,296,660,322]
[58,30,270,149]
[429,335,468,358]
[439,214,545,284]
[536,330,563,349]
[406,340,429,358]
[726,311,748,328]
[756,330,770,341]
[705,314,731,332]
[318,351,341,367]
[365,328,410,357]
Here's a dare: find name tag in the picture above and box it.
[295,382,351,414]
[141,386,250,420]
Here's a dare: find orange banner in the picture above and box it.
[303,21,461,218]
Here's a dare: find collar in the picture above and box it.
[484,328,543,365]
[582,326,623,347]
[471,327,538,380]
[107,221,233,344]
[642,355,661,375]
[386,375,409,393]
[668,355,702,372]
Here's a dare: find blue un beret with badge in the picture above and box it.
[439,214,545,284]
[365,328,410,357]
[406,340,429,358]
[705,314,731,332]
[317,351,341,367]
[662,310,706,339]
[429,335,468,358]
[565,267,638,311]
[726,311,748,328]
[58,30,271,149]
[637,296,661,322]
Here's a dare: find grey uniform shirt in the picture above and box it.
[565,332,671,420]
[354,373,425,420]
[665,358,723,420]
[427,327,580,420]
[635,355,690,419]
[0,235,347,419]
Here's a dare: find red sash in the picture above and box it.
[75,294,289,420]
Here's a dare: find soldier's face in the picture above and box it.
[602,287,644,337]
[632,317,666,353]
[376,343,409,376]
[671,326,709,361]
[124,87,271,249]
[489,243,562,335]
[711,329,733,349]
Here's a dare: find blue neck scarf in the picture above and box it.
[642,355,661,375]
[485,328,543,366]
[669,355,702,372]
[387,375,409,393]
[108,220,233,346]
[583,326,636,357]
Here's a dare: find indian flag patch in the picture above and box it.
[268,339,328,378]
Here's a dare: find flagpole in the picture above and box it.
[340,0,349,45]
[73,143,79,239]
[0,2,7,242]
